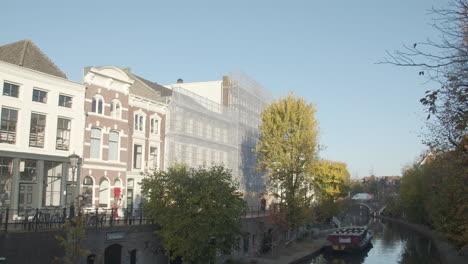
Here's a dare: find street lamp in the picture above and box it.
[68,153,80,216]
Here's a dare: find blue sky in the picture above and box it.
[2,0,447,178]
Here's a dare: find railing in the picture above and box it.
[0,207,152,232]
[242,205,274,218]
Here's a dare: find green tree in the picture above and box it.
[54,216,90,264]
[421,153,468,248]
[398,166,428,224]
[141,164,246,263]
[256,94,320,229]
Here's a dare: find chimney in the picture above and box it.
[177,78,183,83]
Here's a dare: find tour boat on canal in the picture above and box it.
[326,226,373,252]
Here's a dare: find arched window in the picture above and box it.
[91,98,97,113]
[83,176,94,186]
[97,99,103,114]
[99,179,109,208]
[110,100,121,118]
[108,131,119,161]
[90,128,101,159]
[82,176,94,208]
[91,96,104,115]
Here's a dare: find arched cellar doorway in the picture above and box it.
[104,244,122,264]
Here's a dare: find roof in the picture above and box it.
[134,74,173,97]
[0,39,67,79]
[122,69,172,99]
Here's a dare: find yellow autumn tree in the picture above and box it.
[256,94,320,229]
[311,160,350,221]
[312,160,350,200]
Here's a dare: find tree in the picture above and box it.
[310,160,350,221]
[141,164,246,263]
[398,165,428,224]
[396,153,468,248]
[256,94,320,229]
[382,0,467,153]
[311,160,350,200]
[54,216,90,264]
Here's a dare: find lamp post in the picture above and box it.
[68,153,80,217]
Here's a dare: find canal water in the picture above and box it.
[301,218,442,264]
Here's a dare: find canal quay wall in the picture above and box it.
[0,217,275,264]
[378,216,468,264]
[0,224,167,264]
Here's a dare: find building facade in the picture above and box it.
[164,71,272,206]
[81,66,168,213]
[124,70,168,212]
[0,40,86,215]
[81,66,133,214]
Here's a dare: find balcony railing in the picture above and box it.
[0,131,16,144]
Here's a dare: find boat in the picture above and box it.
[326,226,373,252]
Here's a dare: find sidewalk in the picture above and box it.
[239,237,329,264]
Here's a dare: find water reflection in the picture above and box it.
[304,219,441,264]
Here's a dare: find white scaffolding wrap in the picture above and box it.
[165,71,272,198]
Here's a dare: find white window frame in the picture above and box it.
[149,145,159,170]
[133,143,143,170]
[90,127,102,159]
[110,99,122,119]
[134,110,146,133]
[32,88,48,104]
[91,95,105,115]
[149,114,161,135]
[108,130,120,161]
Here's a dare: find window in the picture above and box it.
[99,179,109,208]
[83,176,93,186]
[108,131,119,161]
[20,159,37,181]
[56,118,71,150]
[98,99,103,114]
[29,113,46,148]
[133,144,142,169]
[110,101,121,118]
[82,176,94,208]
[43,161,62,207]
[3,82,19,98]
[0,157,13,208]
[58,94,72,108]
[0,108,18,144]
[149,147,158,170]
[91,97,103,114]
[90,128,101,159]
[150,118,159,134]
[32,89,47,103]
[134,114,144,132]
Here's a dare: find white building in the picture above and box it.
[164,71,272,206]
[0,40,86,215]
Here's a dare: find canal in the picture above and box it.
[301,205,442,264]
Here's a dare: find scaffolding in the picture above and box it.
[165,71,272,202]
